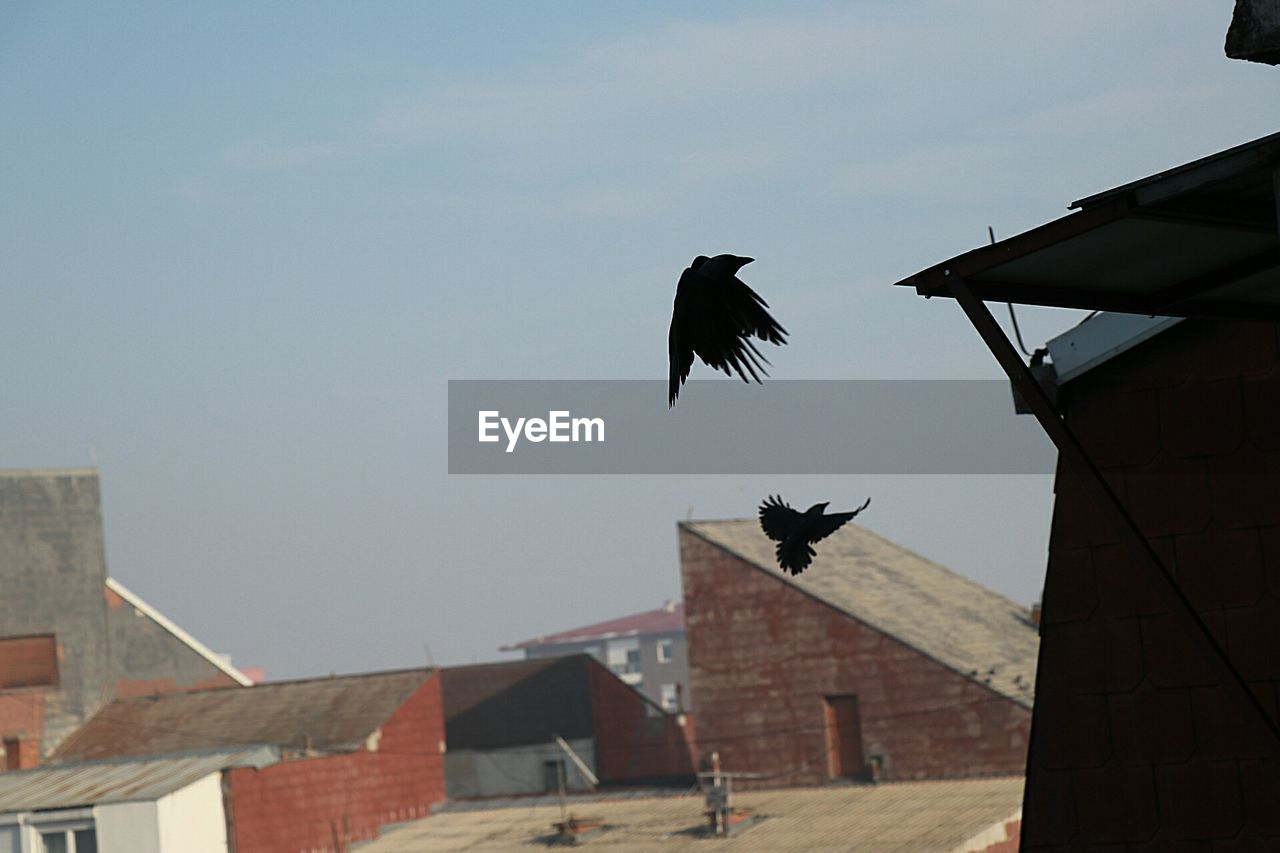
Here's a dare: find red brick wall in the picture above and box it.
[0,686,43,753]
[680,531,1031,786]
[587,659,696,784]
[226,674,446,852]
[1023,319,1280,848]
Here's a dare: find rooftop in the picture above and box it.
[51,667,435,763]
[896,129,1280,320]
[682,520,1038,709]
[0,747,277,812]
[357,777,1024,851]
[500,601,684,651]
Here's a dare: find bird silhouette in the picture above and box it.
[758,495,871,575]
[667,255,787,407]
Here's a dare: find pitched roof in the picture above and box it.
[358,777,1024,851]
[500,602,684,651]
[50,668,434,763]
[682,520,1038,709]
[0,747,277,812]
[441,657,596,749]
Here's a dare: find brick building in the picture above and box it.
[500,600,689,711]
[679,519,1037,786]
[1021,315,1280,846]
[0,468,250,766]
[49,668,447,852]
[893,132,1280,845]
[441,655,696,798]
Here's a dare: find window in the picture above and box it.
[605,639,641,674]
[38,828,96,853]
[0,635,57,689]
[656,639,673,663]
[660,683,678,711]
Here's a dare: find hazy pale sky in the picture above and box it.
[3,3,1277,679]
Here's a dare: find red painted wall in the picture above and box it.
[587,659,696,784]
[226,674,446,852]
[1023,319,1280,848]
[680,531,1031,787]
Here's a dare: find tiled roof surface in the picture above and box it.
[683,520,1038,709]
[358,777,1024,851]
[501,603,684,650]
[51,668,434,763]
[0,747,277,811]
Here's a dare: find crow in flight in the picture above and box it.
[667,255,787,407]
[758,495,871,575]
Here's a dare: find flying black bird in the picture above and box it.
[758,494,871,575]
[667,254,787,407]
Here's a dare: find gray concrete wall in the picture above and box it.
[0,469,112,756]
[444,738,597,799]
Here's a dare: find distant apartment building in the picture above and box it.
[500,601,690,711]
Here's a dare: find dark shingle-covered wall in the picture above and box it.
[1024,319,1280,848]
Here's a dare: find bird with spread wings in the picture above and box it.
[758,495,872,575]
[667,254,787,407]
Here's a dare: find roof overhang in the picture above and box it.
[896,130,1280,320]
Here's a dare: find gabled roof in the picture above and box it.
[0,747,277,812]
[500,602,684,651]
[359,777,1025,852]
[895,129,1280,320]
[50,668,435,763]
[681,520,1037,709]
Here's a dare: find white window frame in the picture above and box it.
[659,683,678,711]
[656,639,673,664]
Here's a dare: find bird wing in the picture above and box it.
[758,494,802,542]
[667,256,790,406]
[667,282,697,406]
[805,497,871,543]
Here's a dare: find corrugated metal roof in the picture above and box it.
[356,776,1024,851]
[682,520,1038,709]
[51,668,434,763]
[0,747,277,812]
[500,602,684,651]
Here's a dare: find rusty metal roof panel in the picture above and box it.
[0,747,277,812]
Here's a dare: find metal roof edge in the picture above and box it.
[1045,313,1185,384]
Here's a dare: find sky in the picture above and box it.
[3,2,1278,680]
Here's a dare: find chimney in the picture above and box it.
[663,599,677,613]
[1030,601,1042,625]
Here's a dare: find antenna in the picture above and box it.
[991,225,1032,357]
